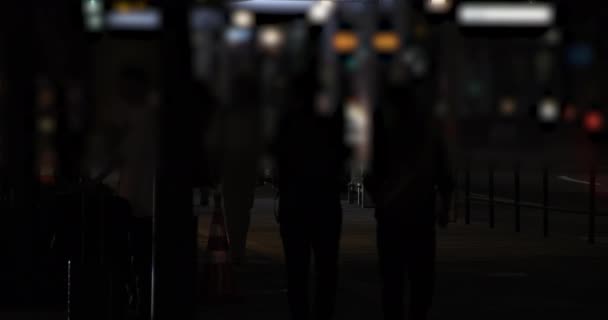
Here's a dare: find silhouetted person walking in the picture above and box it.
[366,74,453,320]
[272,27,347,320]
[216,35,261,265]
[109,65,159,320]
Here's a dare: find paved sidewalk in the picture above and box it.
[197,195,608,320]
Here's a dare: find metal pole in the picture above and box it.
[453,168,460,222]
[514,161,521,232]
[465,158,471,224]
[589,161,596,244]
[542,166,549,237]
[489,161,495,228]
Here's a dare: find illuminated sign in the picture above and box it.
[457,2,555,27]
[106,8,162,30]
[373,32,400,53]
[333,31,359,54]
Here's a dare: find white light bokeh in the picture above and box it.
[232,9,255,28]
[307,0,336,25]
[258,26,285,50]
[538,98,560,123]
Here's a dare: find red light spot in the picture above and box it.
[584,111,604,133]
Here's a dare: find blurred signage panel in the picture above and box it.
[106,8,162,30]
[230,1,364,14]
[225,27,254,46]
[191,8,224,30]
[456,2,555,27]
[230,0,314,14]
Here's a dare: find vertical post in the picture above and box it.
[453,167,460,222]
[156,1,197,319]
[357,183,361,207]
[361,183,366,208]
[465,158,471,224]
[514,161,521,232]
[543,166,549,237]
[589,162,596,244]
[0,0,37,306]
[489,161,495,228]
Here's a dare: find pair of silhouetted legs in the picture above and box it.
[376,213,436,320]
[280,203,342,320]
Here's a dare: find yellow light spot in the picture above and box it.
[333,31,359,54]
[373,32,401,53]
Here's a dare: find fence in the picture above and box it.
[459,158,605,244]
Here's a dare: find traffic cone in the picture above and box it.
[202,193,237,303]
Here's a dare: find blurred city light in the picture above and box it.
[83,0,102,15]
[425,0,453,14]
[584,110,605,133]
[373,32,401,53]
[82,0,104,32]
[307,0,336,25]
[106,8,162,30]
[225,27,253,46]
[457,2,555,27]
[333,31,359,54]
[344,97,370,164]
[232,9,255,28]
[538,97,560,123]
[258,25,285,51]
[230,0,314,14]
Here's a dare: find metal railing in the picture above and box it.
[460,160,604,244]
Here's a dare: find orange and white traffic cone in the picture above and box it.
[202,193,237,303]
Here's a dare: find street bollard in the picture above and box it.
[589,163,596,244]
[465,159,471,225]
[514,161,521,233]
[489,161,495,229]
[542,166,549,237]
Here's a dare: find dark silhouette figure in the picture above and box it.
[365,70,454,320]
[110,65,158,320]
[272,28,347,320]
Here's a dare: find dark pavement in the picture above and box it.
[197,188,608,320]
